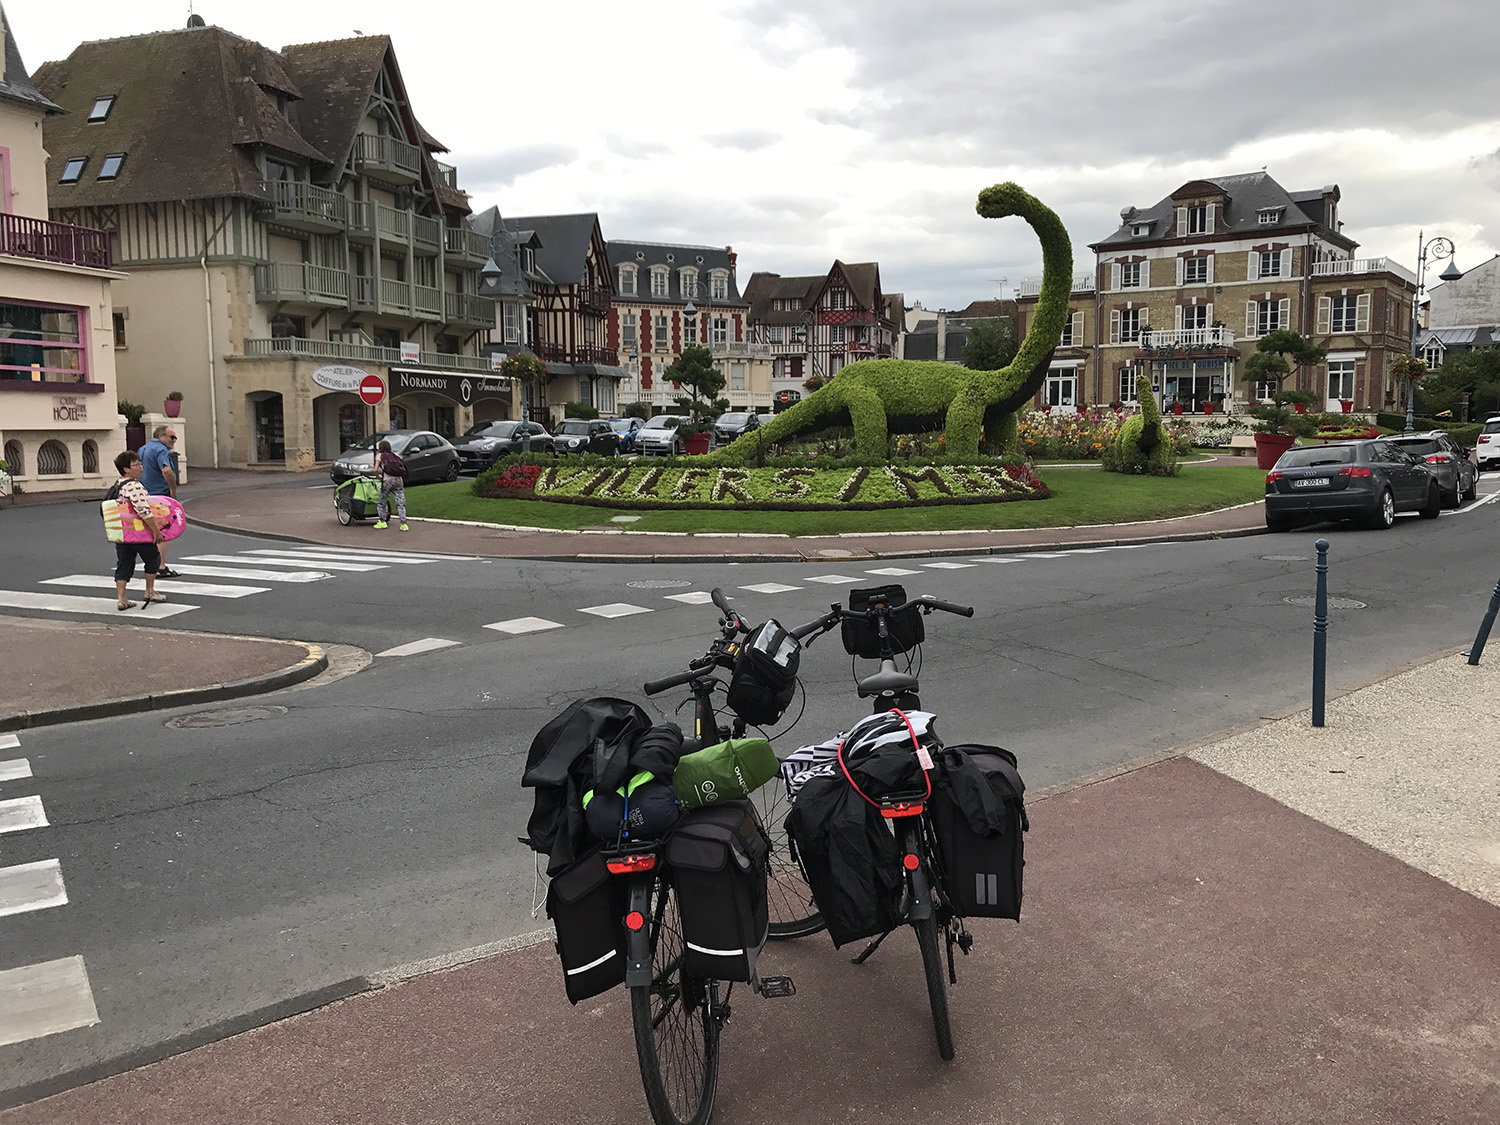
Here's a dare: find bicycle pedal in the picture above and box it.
[757,975,797,999]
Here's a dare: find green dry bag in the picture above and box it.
[672,738,779,808]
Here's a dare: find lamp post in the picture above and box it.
[1406,231,1463,434]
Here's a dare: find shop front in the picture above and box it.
[389,368,514,440]
[1156,357,1233,414]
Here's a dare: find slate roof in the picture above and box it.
[279,36,389,173]
[500,213,599,286]
[1093,171,1351,251]
[0,4,60,114]
[743,271,823,324]
[954,299,1016,320]
[825,261,883,313]
[469,204,537,299]
[605,240,746,305]
[1418,326,1499,349]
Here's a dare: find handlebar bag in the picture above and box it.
[841,585,925,659]
[929,744,1028,920]
[665,798,770,982]
[545,848,627,1004]
[672,738,779,808]
[725,621,801,727]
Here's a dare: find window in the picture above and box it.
[712,318,728,346]
[1331,295,1357,334]
[1180,304,1208,332]
[1119,261,1143,289]
[618,266,636,296]
[1187,205,1207,235]
[503,302,521,344]
[0,300,87,383]
[621,312,637,348]
[1183,256,1209,284]
[1327,360,1355,403]
[1422,342,1444,369]
[88,95,116,123]
[829,289,846,310]
[1132,224,1151,237]
[654,314,668,350]
[1255,299,1283,336]
[730,362,746,391]
[830,325,844,345]
[711,273,728,300]
[97,153,126,181]
[1059,311,1083,347]
[59,157,87,184]
[1118,368,1139,403]
[1257,209,1282,225]
[269,314,306,339]
[650,269,669,298]
[597,378,615,414]
[1255,378,1279,401]
[517,245,534,273]
[769,325,783,343]
[790,298,802,311]
[112,310,127,348]
[683,315,697,346]
[680,269,698,299]
[773,298,784,312]
[1044,367,1076,408]
[1259,250,1283,278]
[1115,308,1142,343]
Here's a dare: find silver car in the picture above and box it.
[638,415,688,456]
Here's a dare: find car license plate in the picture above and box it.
[1292,477,1329,488]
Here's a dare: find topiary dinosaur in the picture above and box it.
[712,182,1073,463]
[1106,373,1179,476]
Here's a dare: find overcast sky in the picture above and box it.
[14,0,1500,310]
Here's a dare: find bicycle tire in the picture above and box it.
[335,496,353,526]
[630,877,720,1125]
[750,776,824,939]
[914,912,955,1061]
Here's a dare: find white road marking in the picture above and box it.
[0,590,196,618]
[580,603,653,619]
[0,795,49,835]
[483,617,564,635]
[866,567,920,576]
[41,575,271,599]
[740,582,802,594]
[920,561,975,569]
[183,554,385,573]
[967,557,1017,563]
[803,574,859,584]
[0,760,31,783]
[0,956,100,1047]
[0,734,19,751]
[163,565,332,583]
[0,858,67,918]
[664,591,721,605]
[248,547,458,564]
[376,638,461,657]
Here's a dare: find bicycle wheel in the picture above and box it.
[630,877,720,1125]
[335,494,353,526]
[914,912,955,1061]
[750,777,824,939]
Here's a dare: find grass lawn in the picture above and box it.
[404,465,1267,536]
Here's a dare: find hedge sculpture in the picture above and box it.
[713,182,1073,463]
[1105,373,1178,476]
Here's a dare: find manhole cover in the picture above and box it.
[1262,555,1309,561]
[1283,596,1368,610]
[167,705,288,729]
[625,579,693,590]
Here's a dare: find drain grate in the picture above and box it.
[625,579,693,590]
[1283,595,1367,610]
[167,705,288,729]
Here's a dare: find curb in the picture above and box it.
[0,643,328,732]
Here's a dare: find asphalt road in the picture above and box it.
[2,488,1498,1100]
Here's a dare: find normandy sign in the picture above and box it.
[390,368,512,405]
[310,364,372,393]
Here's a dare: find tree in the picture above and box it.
[663,345,726,430]
[563,401,599,419]
[960,318,1018,371]
[621,400,652,420]
[1241,329,1325,435]
[1423,347,1500,417]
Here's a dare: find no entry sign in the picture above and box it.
[358,374,386,405]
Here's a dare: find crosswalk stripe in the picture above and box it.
[0,795,48,835]
[921,561,975,569]
[0,734,19,751]
[0,590,196,618]
[183,554,385,573]
[0,760,31,783]
[41,575,271,599]
[0,956,100,1048]
[740,582,801,594]
[163,564,332,583]
[376,638,461,657]
[0,858,67,919]
[247,548,455,565]
[579,603,652,619]
[664,591,721,605]
[803,574,859,584]
[483,617,564,635]
[866,567,920,576]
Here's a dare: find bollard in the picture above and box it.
[1465,574,1500,665]
[1312,538,1329,728]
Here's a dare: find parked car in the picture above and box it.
[452,421,554,472]
[1476,415,1500,471]
[554,418,622,456]
[608,416,644,454]
[638,414,688,456]
[713,411,761,445]
[1387,431,1478,508]
[1264,439,1441,531]
[330,430,461,486]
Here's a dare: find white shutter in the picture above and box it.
[1138,259,1149,288]
[1109,309,1121,344]
[1111,262,1121,291]
[1072,312,1084,346]
[1139,306,1150,328]
[1205,255,1214,284]
[1175,256,1184,285]
[1246,301,1257,337]
[1205,302,1214,329]
[1174,304,1183,331]
[1176,207,1187,237]
[1206,202,1216,234]
[1355,293,1371,333]
[1278,298,1290,331]
[1316,296,1331,335]
[1281,249,1292,278]
[1248,251,1259,281]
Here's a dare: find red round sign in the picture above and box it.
[358,374,386,405]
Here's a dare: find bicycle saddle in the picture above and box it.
[855,667,920,697]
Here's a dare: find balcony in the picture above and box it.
[0,213,112,269]
[241,336,492,374]
[444,225,490,263]
[347,200,374,241]
[1137,326,1237,354]
[535,341,620,366]
[710,341,772,359]
[445,291,497,327]
[413,284,443,318]
[413,214,441,253]
[352,132,422,185]
[433,161,459,191]
[1018,272,1097,297]
[376,204,410,242]
[254,262,348,306]
[258,180,347,233]
[380,278,413,315]
[350,274,376,312]
[1312,256,1417,286]
[578,285,612,316]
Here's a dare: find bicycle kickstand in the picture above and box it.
[851,928,895,965]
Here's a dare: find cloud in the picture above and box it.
[458,144,579,188]
[705,128,780,152]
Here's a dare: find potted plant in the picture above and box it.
[164,391,184,418]
[1242,330,1326,468]
[663,345,726,455]
[1340,399,1354,414]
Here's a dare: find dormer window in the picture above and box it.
[618,264,637,296]
[516,245,534,273]
[1257,208,1283,225]
[88,95,116,123]
[710,272,728,300]
[97,153,126,181]
[59,157,87,184]
[680,268,698,299]
[650,267,669,298]
[1187,205,1207,234]
[1132,223,1152,237]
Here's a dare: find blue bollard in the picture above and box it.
[1465,575,1500,665]
[1312,538,1329,728]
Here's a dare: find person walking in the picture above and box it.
[137,425,182,577]
[110,450,165,610]
[372,440,409,531]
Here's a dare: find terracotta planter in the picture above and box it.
[164,399,182,418]
[1293,402,1306,414]
[1172,403,1184,416]
[1340,399,1353,414]
[1254,431,1297,470]
[684,431,712,456]
[1039,404,1051,413]
[1202,402,1214,415]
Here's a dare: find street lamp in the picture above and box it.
[1406,231,1464,434]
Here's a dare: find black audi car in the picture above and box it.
[1264,439,1441,531]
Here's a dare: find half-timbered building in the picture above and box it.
[36,21,496,470]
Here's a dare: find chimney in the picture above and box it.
[725,246,736,271]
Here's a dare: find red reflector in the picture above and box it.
[1266,471,1284,483]
[1337,466,1373,478]
[880,801,925,818]
[625,910,645,931]
[903,853,921,871]
[605,854,657,875]
[1425,453,1451,463]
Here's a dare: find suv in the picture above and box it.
[713,411,761,445]
[1477,415,1500,472]
[1387,431,1478,508]
[452,420,554,472]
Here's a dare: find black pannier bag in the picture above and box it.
[545,848,627,1004]
[665,799,770,982]
[841,584,925,659]
[930,744,1028,920]
[725,620,801,728]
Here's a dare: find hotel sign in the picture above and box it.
[53,396,88,422]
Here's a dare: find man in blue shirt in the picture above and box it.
[137,426,181,577]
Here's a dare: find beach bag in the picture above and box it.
[672,738,779,809]
[841,584,924,659]
[930,744,1028,920]
[545,848,627,1004]
[665,799,770,982]
[725,620,800,727]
